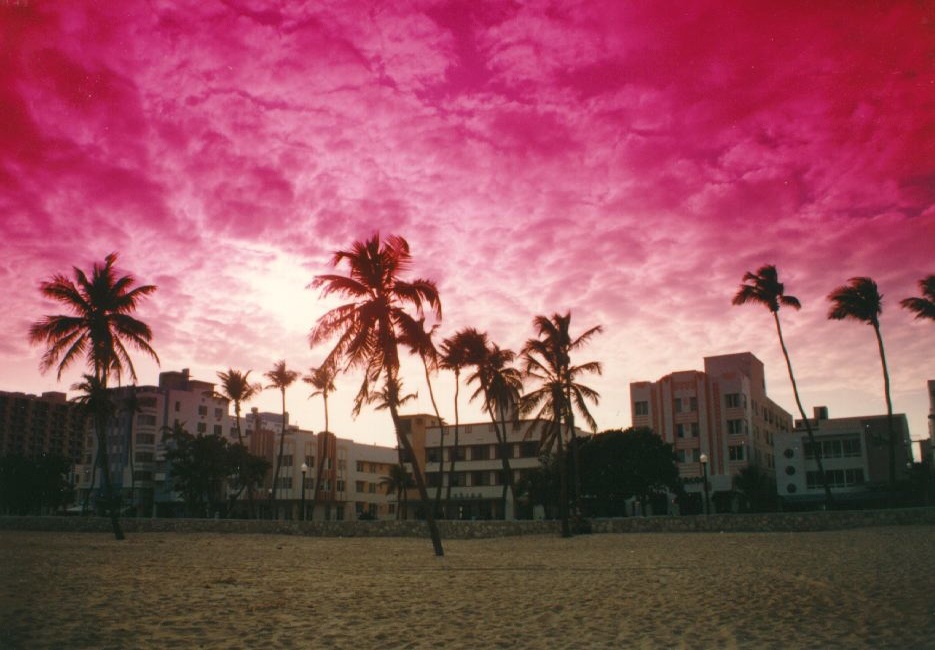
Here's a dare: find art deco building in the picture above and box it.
[630,352,793,510]
[0,390,86,464]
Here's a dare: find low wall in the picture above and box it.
[2,508,935,538]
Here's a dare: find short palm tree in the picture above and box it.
[265,360,299,514]
[217,368,261,515]
[827,277,898,488]
[733,264,833,507]
[310,233,445,556]
[380,463,414,520]
[901,275,935,321]
[29,252,158,540]
[304,362,337,519]
[466,337,523,519]
[520,312,602,537]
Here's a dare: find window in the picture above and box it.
[198,405,208,416]
[449,472,466,487]
[725,393,743,409]
[634,401,649,416]
[336,480,345,492]
[196,422,207,434]
[136,433,155,445]
[676,424,686,438]
[214,408,223,418]
[691,448,701,462]
[807,468,864,489]
[728,445,745,461]
[213,425,222,436]
[135,451,154,463]
[842,438,862,457]
[674,398,683,413]
[356,461,364,472]
[727,419,745,435]
[676,450,686,463]
[137,414,157,426]
[448,448,466,462]
[356,480,366,493]
[690,397,698,412]
[174,401,180,412]
[426,448,441,463]
[521,442,539,458]
[471,471,489,486]
[282,455,293,467]
[691,422,700,438]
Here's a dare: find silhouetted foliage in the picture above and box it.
[733,465,777,512]
[0,453,73,515]
[577,428,680,516]
[901,275,935,321]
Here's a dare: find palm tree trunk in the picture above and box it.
[311,431,331,521]
[773,312,833,508]
[270,389,287,517]
[445,371,461,510]
[420,355,446,518]
[564,385,583,521]
[872,321,897,489]
[387,393,444,557]
[555,418,570,537]
[95,409,125,540]
[487,404,516,519]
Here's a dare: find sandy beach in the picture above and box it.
[1,526,934,649]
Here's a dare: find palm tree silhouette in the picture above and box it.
[304,362,337,520]
[733,264,833,507]
[265,360,299,515]
[439,328,485,511]
[29,252,158,539]
[520,312,602,536]
[827,277,898,488]
[466,336,523,519]
[380,463,414,520]
[310,233,445,556]
[901,275,935,321]
[217,368,261,516]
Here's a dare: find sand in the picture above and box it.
[1,526,934,649]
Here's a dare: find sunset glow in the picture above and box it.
[2,1,933,449]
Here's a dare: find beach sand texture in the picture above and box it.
[1,527,934,649]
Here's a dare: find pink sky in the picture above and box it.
[2,1,933,452]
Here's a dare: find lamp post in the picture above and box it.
[700,453,710,515]
[300,462,308,521]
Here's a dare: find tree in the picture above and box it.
[515,454,561,519]
[29,252,158,540]
[310,233,445,556]
[118,387,142,516]
[265,360,300,516]
[901,275,935,321]
[733,465,777,513]
[520,312,602,537]
[466,336,523,519]
[0,453,73,515]
[732,265,833,508]
[304,362,337,519]
[827,277,898,489]
[439,328,487,510]
[380,463,414,520]
[216,368,262,516]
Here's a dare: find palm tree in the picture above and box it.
[217,369,261,516]
[732,264,833,507]
[827,277,898,488]
[402,319,448,516]
[439,328,485,510]
[119,387,142,516]
[71,374,115,515]
[265,360,299,515]
[217,369,261,447]
[304,362,337,520]
[520,312,602,537]
[309,233,445,556]
[466,337,523,519]
[380,463,414,520]
[901,275,935,321]
[29,252,158,540]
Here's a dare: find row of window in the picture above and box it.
[805,468,865,489]
[804,438,862,459]
[425,441,540,463]
[674,445,745,463]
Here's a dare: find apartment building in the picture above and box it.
[775,406,912,506]
[630,352,792,511]
[0,390,86,464]
[401,414,581,520]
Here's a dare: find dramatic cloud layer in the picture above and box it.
[3,1,933,449]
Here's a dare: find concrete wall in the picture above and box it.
[3,508,935,538]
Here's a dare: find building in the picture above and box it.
[774,407,912,507]
[402,414,581,520]
[630,352,793,511]
[0,390,86,464]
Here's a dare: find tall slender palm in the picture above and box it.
[733,264,833,507]
[29,252,158,540]
[217,369,261,516]
[309,233,445,556]
[439,328,486,509]
[901,275,935,321]
[265,360,299,514]
[304,362,337,519]
[71,374,115,515]
[520,312,602,537]
[466,337,523,519]
[827,277,898,488]
[119,387,142,515]
[402,319,448,516]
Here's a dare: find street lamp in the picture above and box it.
[700,453,710,515]
[300,462,308,521]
